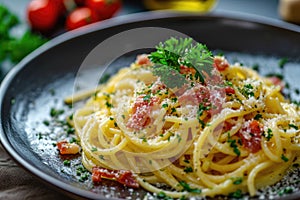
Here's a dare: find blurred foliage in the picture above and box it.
[0,4,47,65]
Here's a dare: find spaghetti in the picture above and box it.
[70,39,300,198]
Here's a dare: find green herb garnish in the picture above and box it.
[179,181,202,194]
[227,139,241,156]
[149,37,213,88]
[183,167,193,173]
[289,124,298,130]
[281,154,289,162]
[229,189,243,198]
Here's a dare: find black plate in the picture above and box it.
[1,11,300,200]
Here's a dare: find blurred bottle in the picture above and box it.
[143,0,217,12]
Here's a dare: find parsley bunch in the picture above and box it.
[148,37,213,88]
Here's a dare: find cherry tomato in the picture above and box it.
[86,0,121,20]
[66,7,99,30]
[27,0,60,32]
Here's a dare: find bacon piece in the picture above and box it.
[238,120,263,153]
[126,95,159,130]
[179,65,196,74]
[213,56,230,71]
[57,141,80,155]
[178,83,210,106]
[268,76,285,91]
[136,54,151,65]
[225,86,235,94]
[92,167,139,188]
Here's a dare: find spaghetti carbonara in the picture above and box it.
[69,39,300,198]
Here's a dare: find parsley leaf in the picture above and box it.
[149,37,213,88]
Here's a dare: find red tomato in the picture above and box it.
[238,120,262,153]
[66,7,99,30]
[27,0,60,31]
[86,0,121,20]
[213,56,230,71]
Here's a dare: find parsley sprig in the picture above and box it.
[148,37,213,88]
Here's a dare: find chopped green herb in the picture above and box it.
[227,139,240,156]
[231,177,243,185]
[50,108,64,118]
[91,147,97,152]
[254,114,262,120]
[43,120,50,126]
[105,102,113,108]
[197,103,210,123]
[263,128,273,141]
[183,167,193,173]
[240,84,254,97]
[99,73,111,84]
[171,97,178,102]
[69,137,79,144]
[171,107,177,114]
[279,57,288,69]
[156,191,173,199]
[63,160,71,166]
[252,63,260,72]
[225,81,233,87]
[141,137,147,142]
[179,181,202,194]
[143,94,151,102]
[162,103,168,108]
[278,186,293,196]
[99,155,105,160]
[229,189,243,198]
[289,124,298,130]
[67,127,75,134]
[281,154,289,162]
[37,133,43,140]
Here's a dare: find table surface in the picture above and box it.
[0,0,297,199]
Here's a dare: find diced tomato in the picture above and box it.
[126,95,159,130]
[225,86,235,94]
[213,56,230,71]
[238,120,262,153]
[57,141,80,155]
[92,167,139,188]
